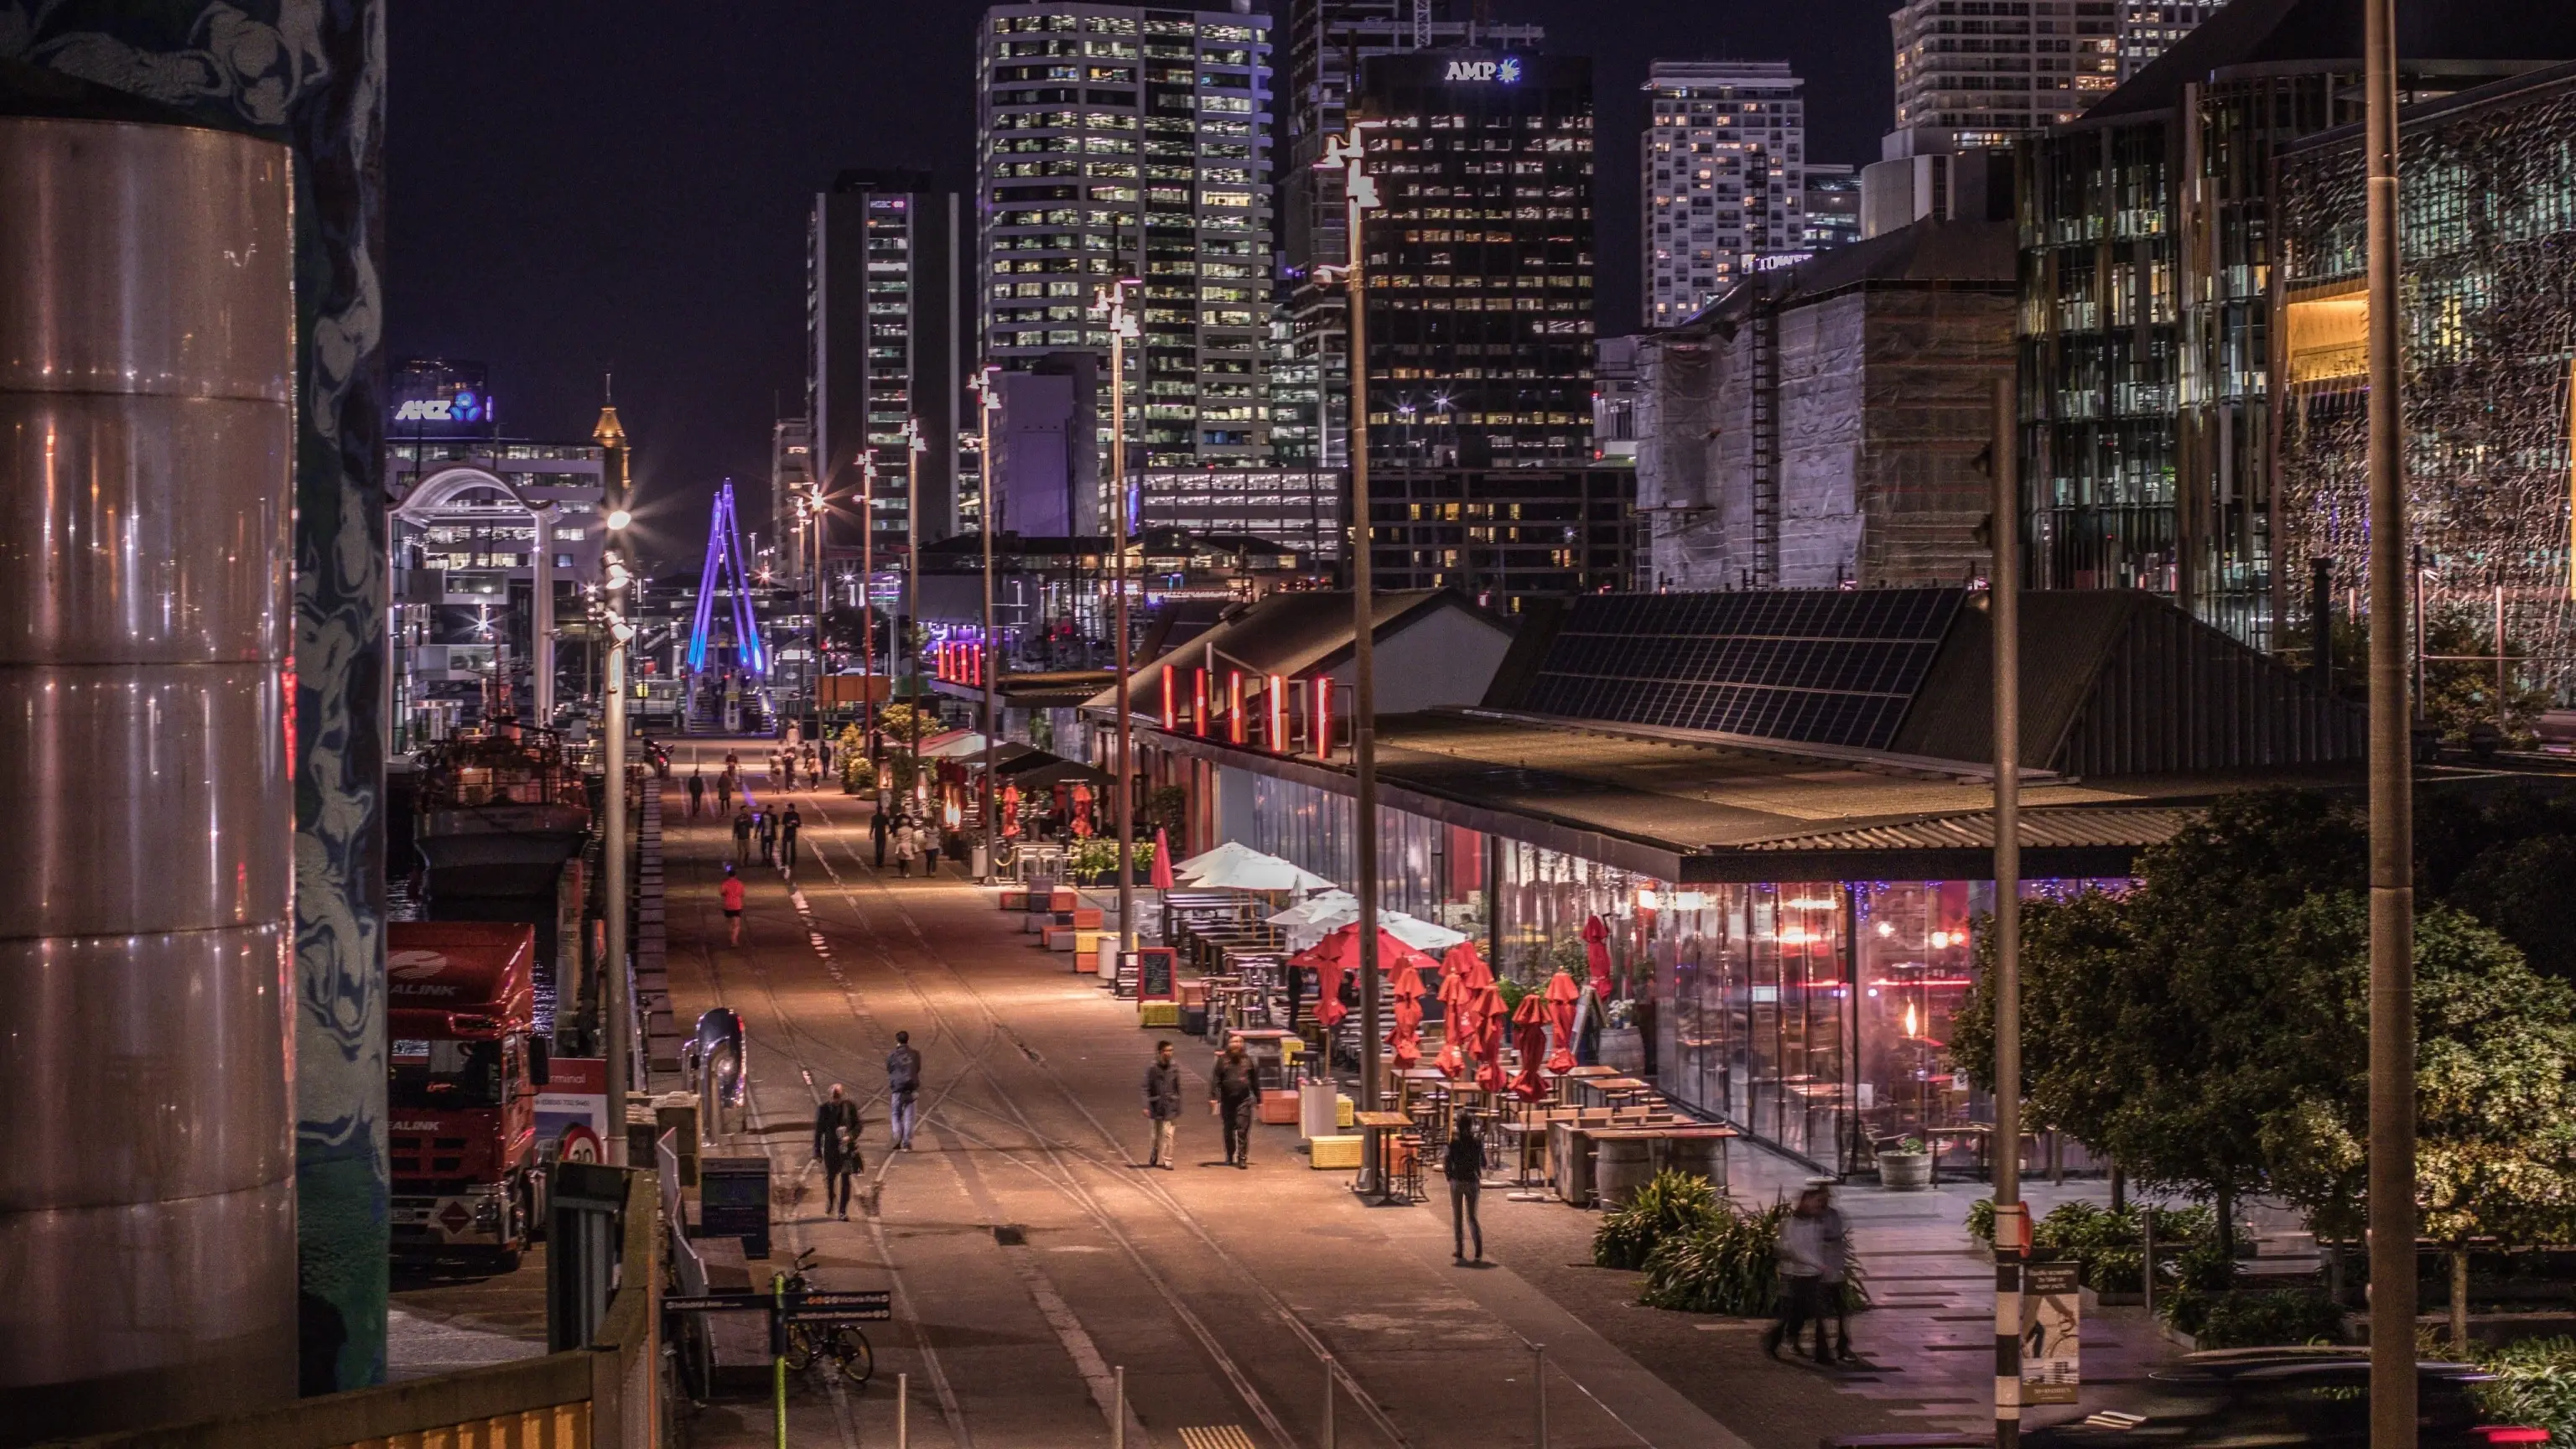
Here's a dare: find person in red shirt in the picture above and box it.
[719,863,746,945]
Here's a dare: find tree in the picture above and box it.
[874,702,938,746]
[2419,606,2553,750]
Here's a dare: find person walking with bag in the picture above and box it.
[885,1031,923,1150]
[1142,1041,1182,1168]
[812,1083,863,1220]
[1445,1110,1486,1264]
[1763,1181,1853,1363]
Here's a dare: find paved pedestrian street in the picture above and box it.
[657,740,2179,1449]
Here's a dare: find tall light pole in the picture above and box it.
[972,366,1004,881]
[860,453,880,761]
[1091,279,1141,954]
[2363,1,2415,1443]
[1990,377,2024,1449]
[1322,122,1384,1188]
[903,415,929,808]
[600,537,635,1164]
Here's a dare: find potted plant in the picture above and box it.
[1877,1137,1934,1191]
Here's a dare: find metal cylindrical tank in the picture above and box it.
[0,116,298,1438]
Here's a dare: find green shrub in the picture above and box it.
[1967,1197,1998,1242]
[1592,1171,1722,1270]
[2470,1337,2576,1443]
[1965,1198,2225,1294]
[2163,1287,2344,1348]
[1640,1201,1789,1315]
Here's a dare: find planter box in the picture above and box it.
[1877,1151,1934,1191]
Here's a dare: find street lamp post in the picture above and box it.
[1990,377,2025,1449]
[903,416,929,811]
[600,538,635,1164]
[2362,2,2415,1444]
[972,366,1004,881]
[1322,122,1385,1190]
[1090,279,1141,956]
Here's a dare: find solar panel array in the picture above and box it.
[1518,589,1966,749]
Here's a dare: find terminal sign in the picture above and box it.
[1445,57,1522,85]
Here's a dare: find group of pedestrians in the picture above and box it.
[771,740,826,791]
[868,803,939,878]
[809,1032,925,1219]
[730,800,802,870]
[686,759,743,818]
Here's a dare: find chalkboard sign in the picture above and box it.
[1137,947,1179,1002]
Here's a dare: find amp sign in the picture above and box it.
[1444,57,1523,85]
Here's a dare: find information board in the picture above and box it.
[2021,1259,2082,1405]
[1137,947,1178,1002]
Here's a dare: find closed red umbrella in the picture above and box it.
[1297,923,1437,1033]
[1150,826,1175,890]
[1474,984,1509,1093]
[1582,914,1613,1000]
[1544,969,1582,1073]
[1509,991,1552,1100]
[1389,992,1424,1069]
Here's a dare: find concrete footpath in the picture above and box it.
[656,739,2177,1448]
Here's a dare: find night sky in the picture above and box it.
[387,0,1906,565]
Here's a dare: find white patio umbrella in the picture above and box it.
[1179,847,1337,895]
[917,730,993,761]
[1265,890,1357,927]
[1174,840,1268,878]
[1273,896,1470,953]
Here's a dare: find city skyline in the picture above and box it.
[387,0,1924,556]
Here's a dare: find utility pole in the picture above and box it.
[2363,1,2417,1444]
[974,366,1003,880]
[1092,279,1141,953]
[1990,376,2023,1449]
[904,416,929,809]
[1324,121,1386,1187]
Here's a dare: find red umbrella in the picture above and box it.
[1150,826,1175,890]
[1509,992,1553,1100]
[1474,984,1509,1093]
[1389,992,1424,1069]
[1544,969,1582,1073]
[1295,923,1437,1032]
[1582,914,1614,1000]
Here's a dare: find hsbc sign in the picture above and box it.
[1444,57,1523,85]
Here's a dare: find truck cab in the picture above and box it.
[387,921,549,1268]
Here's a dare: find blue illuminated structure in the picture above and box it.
[686,481,766,678]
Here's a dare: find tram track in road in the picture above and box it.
[791,795,1422,1449]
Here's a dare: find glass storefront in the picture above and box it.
[1648,885,1850,1169]
[1235,769,1488,945]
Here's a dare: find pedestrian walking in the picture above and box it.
[1763,1181,1854,1363]
[731,805,753,865]
[1445,1111,1486,1263]
[922,824,942,876]
[716,769,734,813]
[1209,1038,1259,1168]
[1142,1041,1182,1168]
[818,736,834,781]
[800,743,818,788]
[757,808,777,865]
[894,819,919,878]
[687,767,705,818]
[812,1083,863,1219]
[780,805,802,871]
[886,1031,922,1150]
[719,863,746,946]
[870,807,890,869]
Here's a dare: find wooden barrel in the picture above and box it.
[1659,1134,1726,1191]
[1594,1136,1655,1208]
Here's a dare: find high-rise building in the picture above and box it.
[974,3,1276,478]
[2117,1,2229,80]
[1352,48,1596,470]
[1888,0,2120,143]
[1640,61,1806,328]
[1275,0,1541,466]
[808,170,963,558]
[770,416,815,579]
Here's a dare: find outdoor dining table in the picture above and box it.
[1352,1111,1414,1205]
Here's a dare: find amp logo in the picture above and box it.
[1445,57,1522,84]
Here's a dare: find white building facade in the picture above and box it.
[1641,60,1806,328]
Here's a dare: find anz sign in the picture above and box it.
[1444,56,1523,85]
[394,389,492,426]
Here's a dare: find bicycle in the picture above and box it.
[778,1248,874,1386]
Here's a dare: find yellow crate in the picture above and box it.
[1075,929,1104,955]
[1336,1096,1355,1129]
[1139,1001,1180,1029]
[1308,1135,1363,1170]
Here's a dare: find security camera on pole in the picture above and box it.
[1088,278,1141,960]
[1318,121,1385,1192]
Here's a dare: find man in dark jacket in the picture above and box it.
[886,1031,922,1149]
[1445,1111,1486,1263]
[1209,1039,1260,1168]
[780,805,802,871]
[812,1083,862,1220]
[1142,1041,1183,1168]
[732,805,754,864]
[870,807,891,869]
